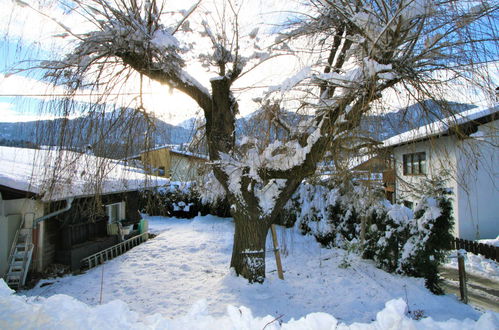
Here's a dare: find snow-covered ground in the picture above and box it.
[2,215,498,329]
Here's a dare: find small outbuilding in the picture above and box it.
[0,146,168,288]
[126,145,208,181]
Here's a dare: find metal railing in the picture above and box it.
[80,232,148,270]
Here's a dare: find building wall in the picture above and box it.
[393,135,460,235]
[140,147,206,181]
[455,119,499,239]
[53,192,141,270]
[0,197,44,276]
[394,136,459,199]
[140,148,171,177]
[170,153,204,182]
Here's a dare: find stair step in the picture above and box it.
[8,270,22,276]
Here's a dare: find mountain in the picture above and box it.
[0,100,474,158]
[0,108,193,158]
[236,100,476,142]
[361,100,476,140]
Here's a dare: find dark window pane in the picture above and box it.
[420,153,426,174]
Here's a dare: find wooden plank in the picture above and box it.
[457,251,468,304]
[270,225,284,280]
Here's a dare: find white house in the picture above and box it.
[0,146,168,288]
[383,105,498,240]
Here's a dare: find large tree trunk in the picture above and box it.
[230,211,271,283]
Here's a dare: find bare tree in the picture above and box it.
[9,0,498,282]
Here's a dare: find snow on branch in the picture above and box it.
[37,0,212,111]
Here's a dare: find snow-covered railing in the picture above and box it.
[80,232,148,270]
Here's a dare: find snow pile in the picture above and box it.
[445,251,499,281]
[478,236,499,247]
[2,279,497,329]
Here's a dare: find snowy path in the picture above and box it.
[22,215,484,324]
[440,267,499,313]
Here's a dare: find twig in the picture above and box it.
[262,314,284,330]
[403,284,411,314]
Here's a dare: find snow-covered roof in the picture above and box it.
[0,146,169,202]
[169,149,208,160]
[383,105,498,148]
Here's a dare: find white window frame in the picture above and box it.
[106,201,125,223]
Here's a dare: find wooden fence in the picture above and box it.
[60,217,107,250]
[451,238,499,262]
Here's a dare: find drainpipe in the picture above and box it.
[34,197,74,271]
[34,197,74,226]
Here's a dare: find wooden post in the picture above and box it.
[360,215,366,246]
[270,224,284,280]
[457,250,468,304]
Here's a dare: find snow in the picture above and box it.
[445,250,499,281]
[401,0,431,20]
[11,215,496,329]
[270,66,311,93]
[479,236,499,247]
[387,204,414,225]
[255,179,287,216]
[0,146,168,201]
[3,281,498,330]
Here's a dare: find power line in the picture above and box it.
[0,92,152,97]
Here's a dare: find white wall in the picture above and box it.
[455,120,499,239]
[393,135,459,229]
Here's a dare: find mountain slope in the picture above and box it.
[0,109,193,158]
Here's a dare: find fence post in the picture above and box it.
[457,249,468,304]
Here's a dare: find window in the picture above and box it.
[402,152,426,175]
[106,202,124,223]
[403,200,414,209]
[158,166,166,176]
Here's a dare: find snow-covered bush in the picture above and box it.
[285,180,454,294]
[398,192,454,294]
[285,181,381,248]
[140,182,231,218]
[364,189,454,294]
